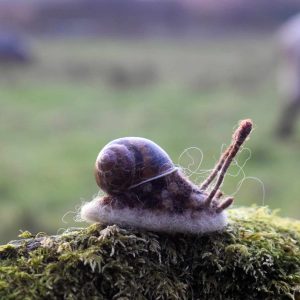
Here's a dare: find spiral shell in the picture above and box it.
[94,137,177,194]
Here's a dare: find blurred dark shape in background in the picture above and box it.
[0,33,32,64]
[0,0,299,37]
[276,14,300,138]
[106,64,157,89]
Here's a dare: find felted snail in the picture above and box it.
[81,119,253,233]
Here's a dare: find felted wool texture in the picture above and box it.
[80,197,228,234]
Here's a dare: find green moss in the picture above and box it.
[0,244,17,259]
[18,230,34,239]
[0,207,300,300]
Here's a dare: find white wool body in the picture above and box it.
[81,197,228,234]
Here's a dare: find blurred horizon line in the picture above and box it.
[0,0,299,38]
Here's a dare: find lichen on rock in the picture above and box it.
[0,207,300,300]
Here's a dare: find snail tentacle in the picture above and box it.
[204,119,253,208]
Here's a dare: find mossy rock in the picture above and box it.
[0,207,300,300]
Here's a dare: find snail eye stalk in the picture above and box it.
[203,119,253,208]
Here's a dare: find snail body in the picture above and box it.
[81,120,253,233]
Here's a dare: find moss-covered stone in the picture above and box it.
[0,207,299,300]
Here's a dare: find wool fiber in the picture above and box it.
[81,197,228,234]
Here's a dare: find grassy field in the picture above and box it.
[1,34,299,243]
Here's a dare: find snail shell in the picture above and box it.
[94,137,177,194]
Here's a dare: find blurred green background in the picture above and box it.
[1,35,299,243]
[1,0,300,243]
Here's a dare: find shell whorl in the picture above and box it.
[94,137,177,194]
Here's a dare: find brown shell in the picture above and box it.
[95,137,177,194]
